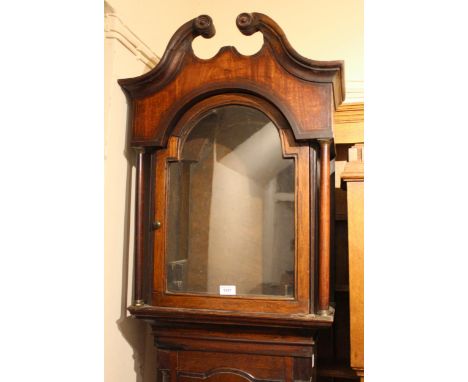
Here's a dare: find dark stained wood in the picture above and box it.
[236,12,345,107]
[152,137,178,296]
[133,148,146,305]
[317,363,360,380]
[118,14,215,98]
[118,13,344,147]
[143,150,155,304]
[129,50,333,146]
[310,143,319,314]
[151,94,311,315]
[334,221,350,291]
[153,321,316,382]
[171,93,291,137]
[119,12,345,382]
[128,305,333,330]
[318,139,331,314]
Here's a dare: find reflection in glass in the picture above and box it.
[166,106,295,297]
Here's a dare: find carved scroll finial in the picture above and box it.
[120,13,344,109]
[193,15,215,38]
[236,12,345,107]
[118,14,216,97]
[236,13,257,36]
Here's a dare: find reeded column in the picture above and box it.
[318,139,331,315]
[134,148,146,306]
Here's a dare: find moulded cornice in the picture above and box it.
[119,13,345,108]
[118,13,347,146]
[236,12,345,108]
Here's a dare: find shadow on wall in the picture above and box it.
[116,116,157,382]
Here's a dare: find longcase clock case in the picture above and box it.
[119,12,345,382]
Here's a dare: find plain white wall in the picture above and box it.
[104,1,363,381]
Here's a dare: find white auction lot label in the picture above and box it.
[219,285,236,295]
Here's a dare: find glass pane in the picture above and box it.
[166,106,295,297]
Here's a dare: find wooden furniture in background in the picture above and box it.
[333,103,364,145]
[316,103,363,382]
[119,12,345,381]
[341,144,364,381]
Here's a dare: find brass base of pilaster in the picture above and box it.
[317,306,335,317]
[134,299,145,307]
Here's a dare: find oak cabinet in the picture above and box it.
[341,144,364,381]
[119,12,345,381]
